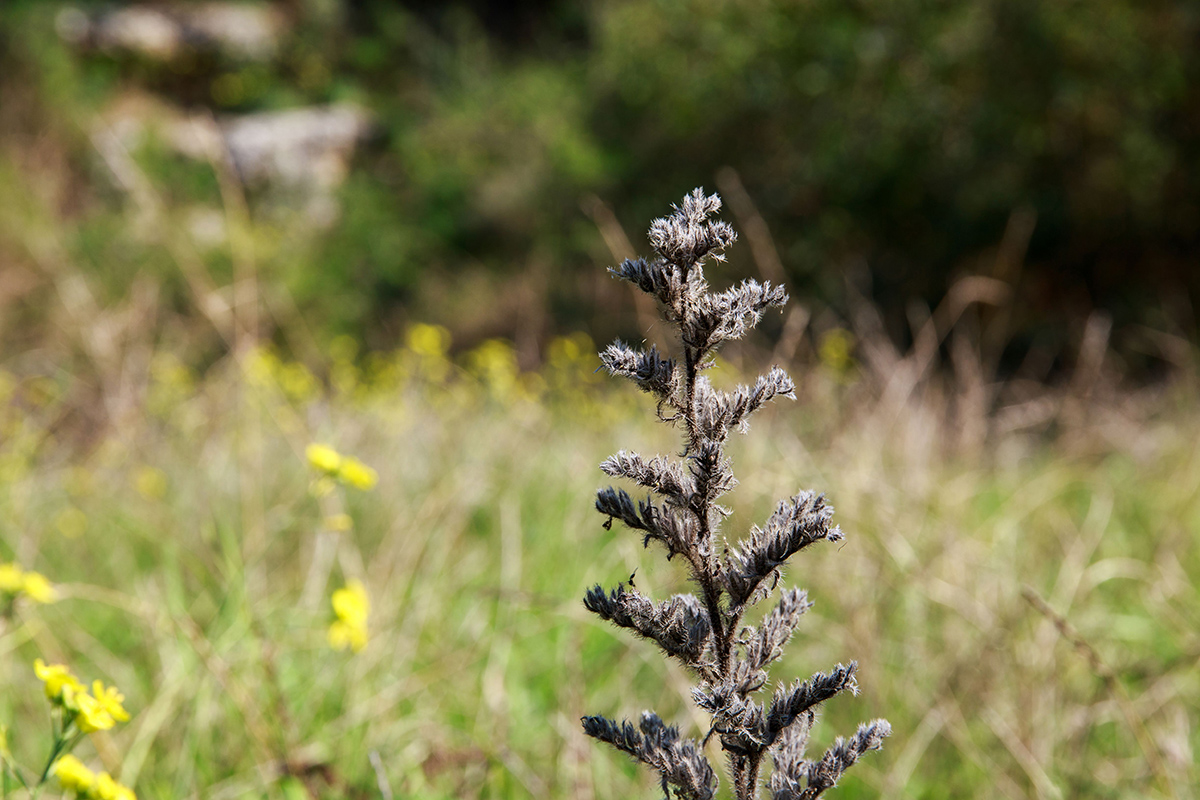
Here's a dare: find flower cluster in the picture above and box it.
[25,660,136,797]
[52,754,136,800]
[34,660,129,734]
[305,443,378,492]
[328,580,370,653]
[0,562,58,606]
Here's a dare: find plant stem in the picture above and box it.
[38,735,69,785]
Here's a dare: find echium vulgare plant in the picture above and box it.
[582,190,890,800]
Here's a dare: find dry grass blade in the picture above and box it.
[1021,586,1178,800]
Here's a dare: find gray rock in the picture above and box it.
[56,3,288,61]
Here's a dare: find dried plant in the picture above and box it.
[582,189,890,800]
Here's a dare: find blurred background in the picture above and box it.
[3,0,1198,377]
[1,2,1198,800]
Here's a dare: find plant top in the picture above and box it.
[582,189,890,800]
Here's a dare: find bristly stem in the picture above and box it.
[682,337,730,677]
[582,189,889,800]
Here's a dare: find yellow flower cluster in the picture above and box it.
[818,327,857,377]
[0,562,58,604]
[34,660,130,733]
[328,580,369,653]
[465,339,522,401]
[234,326,625,420]
[324,513,353,532]
[52,754,136,800]
[305,444,378,491]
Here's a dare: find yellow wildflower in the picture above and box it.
[324,513,353,532]
[327,619,368,652]
[332,580,369,627]
[305,443,341,474]
[34,659,84,703]
[328,580,369,653]
[74,691,115,733]
[21,570,58,603]
[0,563,22,593]
[337,457,377,491]
[818,328,856,375]
[406,323,451,358]
[93,772,137,800]
[243,346,278,389]
[279,362,318,402]
[91,680,130,723]
[467,339,520,399]
[52,754,96,794]
[134,467,168,501]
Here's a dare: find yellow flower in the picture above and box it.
[306,443,341,474]
[279,362,318,402]
[21,570,58,603]
[34,659,85,703]
[134,467,168,501]
[332,580,369,627]
[406,322,451,358]
[337,457,377,491]
[818,328,856,375]
[467,339,520,399]
[324,513,353,532]
[93,771,137,800]
[329,580,369,652]
[52,754,96,794]
[0,563,22,594]
[327,620,368,653]
[243,346,278,389]
[91,680,130,723]
[75,691,115,733]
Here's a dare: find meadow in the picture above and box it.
[2,320,1197,799]
[2,2,1200,797]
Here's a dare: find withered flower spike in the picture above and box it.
[602,451,696,507]
[742,588,812,674]
[600,341,677,399]
[685,279,789,355]
[580,190,888,800]
[582,712,718,800]
[770,719,892,800]
[724,492,842,610]
[595,486,697,559]
[612,257,685,312]
[584,585,713,667]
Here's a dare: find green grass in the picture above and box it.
[1,349,1198,800]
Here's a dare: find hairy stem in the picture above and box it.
[683,333,732,678]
